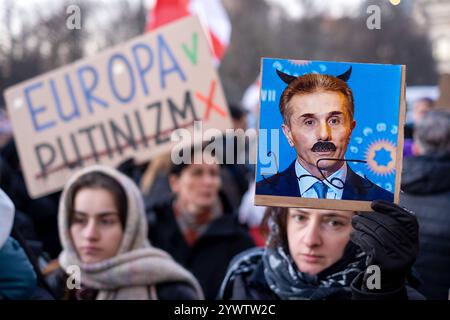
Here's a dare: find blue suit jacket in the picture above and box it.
[256,160,394,202]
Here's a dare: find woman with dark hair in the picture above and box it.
[45,165,203,300]
[219,201,424,300]
[147,145,255,299]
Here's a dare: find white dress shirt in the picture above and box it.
[295,160,347,199]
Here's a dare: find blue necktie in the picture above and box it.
[312,181,328,199]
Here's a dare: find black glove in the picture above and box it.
[350,200,419,293]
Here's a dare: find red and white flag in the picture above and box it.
[146,0,231,63]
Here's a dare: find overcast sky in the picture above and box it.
[267,0,365,18]
[0,0,389,41]
[2,0,367,20]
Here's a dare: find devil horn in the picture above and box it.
[337,66,352,82]
[276,69,297,85]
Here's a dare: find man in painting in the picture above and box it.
[256,67,393,201]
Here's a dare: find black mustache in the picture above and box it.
[311,141,336,152]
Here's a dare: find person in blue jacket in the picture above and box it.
[0,237,37,300]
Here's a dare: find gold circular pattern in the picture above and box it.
[365,140,396,176]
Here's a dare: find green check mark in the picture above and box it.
[182,32,198,65]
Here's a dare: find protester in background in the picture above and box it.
[0,188,37,300]
[401,109,450,300]
[404,97,435,157]
[45,165,203,300]
[405,97,436,139]
[147,144,255,299]
[219,201,423,300]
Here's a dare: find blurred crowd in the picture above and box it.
[0,97,449,300]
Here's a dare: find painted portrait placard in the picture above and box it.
[255,58,406,211]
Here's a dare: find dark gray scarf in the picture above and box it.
[262,243,366,300]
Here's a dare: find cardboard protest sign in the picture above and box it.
[4,16,232,198]
[254,58,405,211]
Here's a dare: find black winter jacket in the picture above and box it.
[147,196,255,299]
[400,154,450,299]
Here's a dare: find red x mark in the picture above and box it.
[196,80,227,120]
